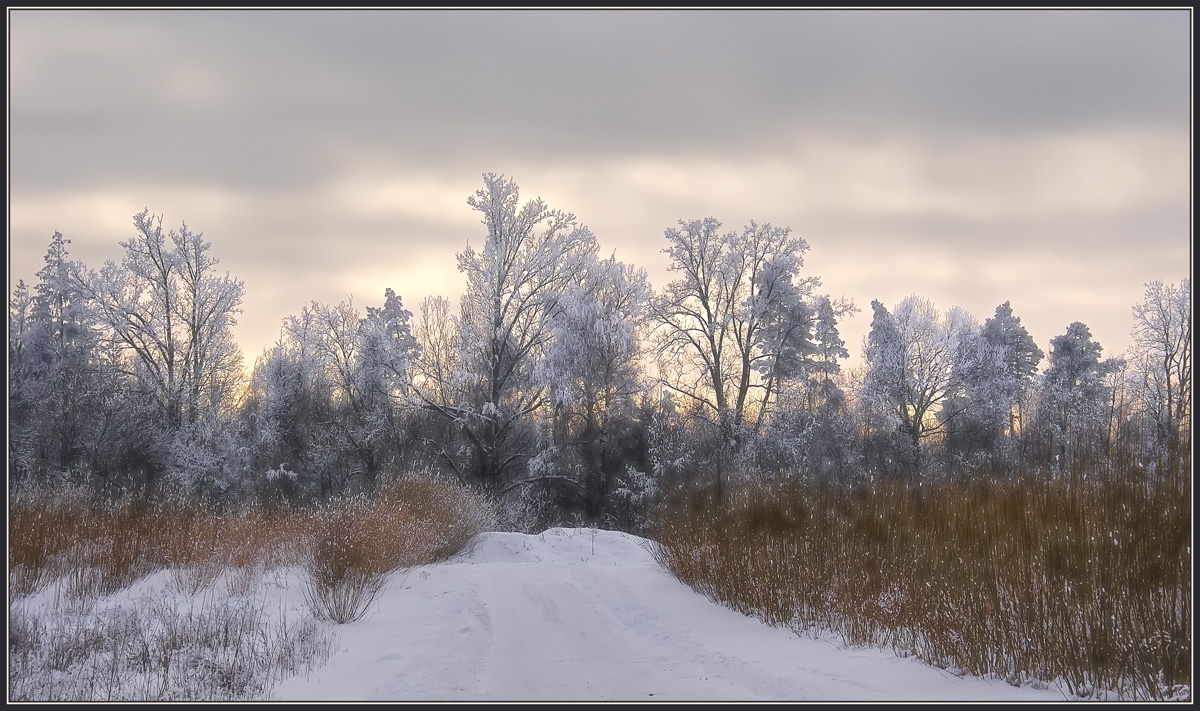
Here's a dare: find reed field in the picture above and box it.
[653,473,1192,701]
[8,474,496,701]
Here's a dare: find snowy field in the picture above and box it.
[268,528,1066,702]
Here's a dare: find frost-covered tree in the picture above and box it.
[422,174,598,493]
[1039,321,1121,477]
[1129,279,1190,478]
[653,218,839,499]
[9,279,36,375]
[980,301,1044,444]
[861,296,1003,477]
[31,232,99,475]
[8,233,123,486]
[75,211,245,490]
[248,290,419,499]
[796,297,860,478]
[535,254,652,516]
[811,296,855,382]
[938,307,1011,471]
[745,294,859,482]
[982,301,1044,382]
[755,294,857,425]
[78,211,245,433]
[655,219,818,428]
[32,232,94,366]
[9,278,42,481]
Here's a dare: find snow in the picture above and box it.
[267,527,1066,702]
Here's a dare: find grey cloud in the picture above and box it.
[9,9,1190,365]
[11,9,1189,193]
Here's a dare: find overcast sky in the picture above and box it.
[8,8,1191,373]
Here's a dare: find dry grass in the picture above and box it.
[9,494,308,602]
[653,474,1191,701]
[8,487,327,701]
[9,488,91,597]
[8,474,492,609]
[8,473,497,698]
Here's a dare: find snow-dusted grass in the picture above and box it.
[653,474,1192,701]
[8,474,496,700]
[10,578,337,701]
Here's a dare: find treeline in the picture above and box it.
[8,173,1191,523]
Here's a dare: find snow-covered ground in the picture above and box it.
[270,528,1066,702]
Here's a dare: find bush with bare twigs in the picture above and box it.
[301,474,496,624]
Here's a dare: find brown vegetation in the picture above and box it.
[653,472,1191,701]
[8,473,497,700]
[9,474,495,617]
[302,475,496,623]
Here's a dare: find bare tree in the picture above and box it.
[861,296,1002,477]
[421,174,598,493]
[413,295,460,409]
[655,219,814,429]
[653,218,844,500]
[1130,278,1191,479]
[78,210,244,433]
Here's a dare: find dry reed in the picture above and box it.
[653,473,1191,701]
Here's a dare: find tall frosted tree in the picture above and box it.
[9,280,36,397]
[939,306,1011,468]
[748,293,858,482]
[540,255,650,428]
[79,211,245,432]
[536,254,652,514]
[1129,278,1191,479]
[422,174,598,492]
[648,216,854,499]
[982,301,1044,381]
[654,219,818,430]
[8,233,120,485]
[9,278,46,481]
[861,296,1002,477]
[1039,321,1121,476]
[652,218,837,499]
[981,301,1044,444]
[76,211,245,489]
[755,293,857,428]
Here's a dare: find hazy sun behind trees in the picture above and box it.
[8,174,1191,521]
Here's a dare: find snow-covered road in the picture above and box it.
[272,528,1066,702]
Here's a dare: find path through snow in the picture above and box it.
[272,528,1066,702]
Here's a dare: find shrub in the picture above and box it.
[300,473,495,624]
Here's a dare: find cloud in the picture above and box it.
[9,9,1190,369]
[11,10,1189,188]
